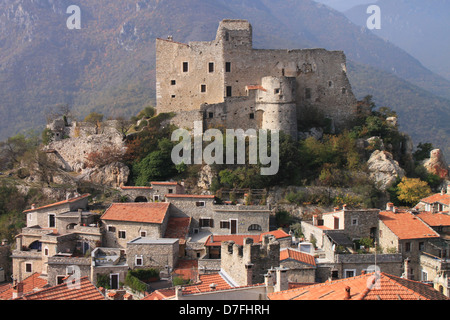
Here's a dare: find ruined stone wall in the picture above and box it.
[220,237,280,286]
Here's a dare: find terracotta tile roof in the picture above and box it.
[246,85,267,92]
[173,259,198,281]
[182,273,233,295]
[143,288,175,300]
[280,248,316,266]
[417,211,450,227]
[259,229,290,241]
[419,193,450,206]
[379,210,440,240]
[268,272,448,300]
[16,277,104,300]
[164,194,215,199]
[0,273,48,300]
[120,186,152,189]
[101,202,170,224]
[151,181,180,186]
[205,234,259,246]
[206,231,290,247]
[23,194,90,213]
[164,217,191,244]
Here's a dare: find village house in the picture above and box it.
[267,271,449,300]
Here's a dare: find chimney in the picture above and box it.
[447,184,450,195]
[386,203,394,211]
[1,239,7,246]
[12,281,24,299]
[403,258,410,279]
[344,286,351,300]
[209,283,217,291]
[441,188,445,195]
[342,204,347,211]
[245,263,254,286]
[361,270,366,275]
[334,207,340,212]
[175,286,183,300]
[274,267,289,292]
[31,204,36,210]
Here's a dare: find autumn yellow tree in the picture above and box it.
[396,177,432,206]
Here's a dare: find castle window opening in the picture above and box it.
[225,32,229,41]
[209,62,214,73]
[135,255,143,266]
[171,95,176,99]
[171,80,176,85]
[249,113,255,119]
[305,88,312,100]
[225,62,231,72]
[108,226,116,232]
[208,112,214,118]
[274,88,280,94]
[226,86,232,97]
[118,230,126,239]
[328,81,333,87]
[183,62,189,72]
[141,231,147,237]
[342,88,347,94]
[25,263,32,273]
[201,84,207,93]
[56,276,65,285]
[168,188,173,194]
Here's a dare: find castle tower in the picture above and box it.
[255,76,298,140]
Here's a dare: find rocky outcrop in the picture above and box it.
[367,150,405,190]
[79,162,130,188]
[197,164,215,190]
[423,149,450,179]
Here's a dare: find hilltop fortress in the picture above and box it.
[156,19,358,138]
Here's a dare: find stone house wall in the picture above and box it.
[126,238,179,269]
[101,220,165,249]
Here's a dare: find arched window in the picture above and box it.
[248,224,262,232]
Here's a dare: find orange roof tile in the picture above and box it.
[268,272,448,300]
[120,186,152,189]
[205,234,260,246]
[280,248,316,266]
[205,230,291,247]
[182,273,233,295]
[379,210,440,240]
[417,211,450,227]
[151,181,180,186]
[420,193,450,206]
[246,85,267,92]
[16,277,104,300]
[142,288,176,300]
[0,273,48,300]
[173,260,198,281]
[259,229,290,241]
[101,202,170,224]
[23,194,90,213]
[164,217,191,243]
[164,194,215,199]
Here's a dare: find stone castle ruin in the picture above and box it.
[156,19,358,138]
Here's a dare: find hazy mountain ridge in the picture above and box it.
[0,0,448,158]
[345,0,450,82]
